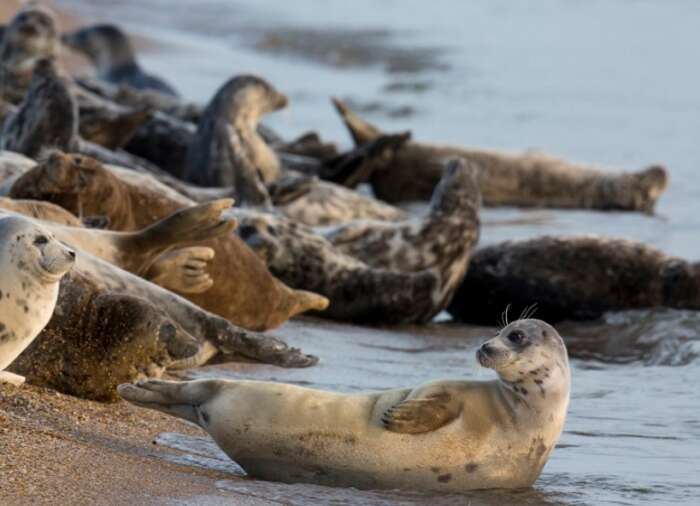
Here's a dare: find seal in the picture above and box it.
[0,4,59,103]
[332,98,669,213]
[9,150,329,330]
[9,269,200,401]
[0,214,75,386]
[229,158,479,323]
[1,57,78,157]
[118,318,571,492]
[62,24,179,97]
[448,235,700,323]
[323,158,481,307]
[184,74,288,202]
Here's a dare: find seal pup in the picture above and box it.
[0,215,75,386]
[323,158,480,308]
[184,74,287,202]
[119,318,571,492]
[448,235,700,323]
[332,98,669,213]
[62,24,179,97]
[9,151,330,331]
[0,4,59,103]
[10,270,199,401]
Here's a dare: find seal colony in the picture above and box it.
[0,1,680,497]
[119,319,571,492]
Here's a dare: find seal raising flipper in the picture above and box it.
[332,97,383,145]
[145,246,216,294]
[382,391,461,434]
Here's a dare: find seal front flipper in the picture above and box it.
[382,392,461,434]
[146,246,216,294]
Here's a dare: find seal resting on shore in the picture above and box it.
[448,235,700,323]
[0,4,59,103]
[9,270,199,401]
[119,318,571,492]
[62,24,179,97]
[184,74,287,203]
[0,215,75,386]
[230,159,479,323]
[332,98,669,213]
[9,150,329,330]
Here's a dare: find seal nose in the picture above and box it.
[67,249,76,260]
[480,342,495,355]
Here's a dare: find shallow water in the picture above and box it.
[51,1,700,504]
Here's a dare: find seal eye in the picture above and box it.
[507,330,527,345]
[33,235,49,246]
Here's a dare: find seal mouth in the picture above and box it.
[39,249,76,281]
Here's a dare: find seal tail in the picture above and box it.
[331,97,384,145]
[117,379,219,425]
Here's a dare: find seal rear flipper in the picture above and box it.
[130,199,236,255]
[381,392,460,434]
[331,97,384,145]
[320,131,411,188]
[117,378,218,424]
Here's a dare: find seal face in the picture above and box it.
[119,318,571,492]
[0,5,59,103]
[0,215,74,381]
[184,74,287,201]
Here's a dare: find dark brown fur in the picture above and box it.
[448,235,700,323]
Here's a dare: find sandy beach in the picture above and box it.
[1,0,699,504]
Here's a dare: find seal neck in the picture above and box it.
[498,359,570,419]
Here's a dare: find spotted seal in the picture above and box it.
[62,23,179,97]
[0,214,75,386]
[332,98,669,213]
[322,158,480,308]
[9,151,329,330]
[119,318,571,492]
[448,235,700,323]
[229,158,479,323]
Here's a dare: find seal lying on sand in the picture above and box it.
[0,4,59,103]
[0,215,75,386]
[9,151,329,330]
[332,98,669,213]
[119,318,570,492]
[10,270,199,401]
[62,24,179,97]
[448,235,700,323]
[184,74,287,203]
[232,159,479,323]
